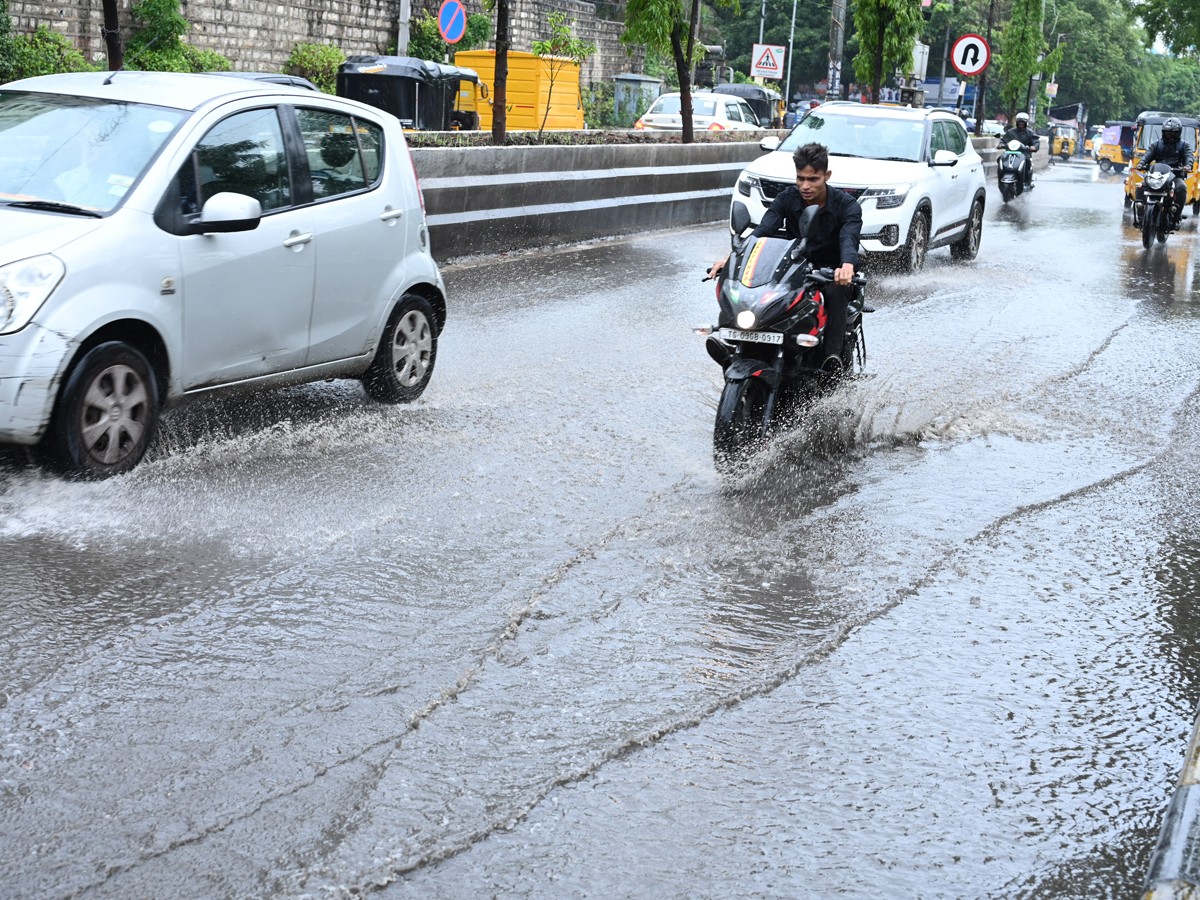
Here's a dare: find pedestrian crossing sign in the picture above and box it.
[751,44,785,79]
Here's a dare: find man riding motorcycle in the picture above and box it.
[1001,112,1038,189]
[1137,116,1194,227]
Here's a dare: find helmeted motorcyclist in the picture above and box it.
[1001,112,1038,188]
[1138,117,1194,227]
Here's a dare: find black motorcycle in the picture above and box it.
[1137,162,1182,249]
[997,139,1037,202]
[698,202,869,472]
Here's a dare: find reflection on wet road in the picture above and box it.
[2,161,1199,898]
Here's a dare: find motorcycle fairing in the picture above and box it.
[724,357,782,387]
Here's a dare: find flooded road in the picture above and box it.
[3,162,1200,898]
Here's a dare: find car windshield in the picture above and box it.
[779,112,927,162]
[650,96,718,117]
[0,91,186,212]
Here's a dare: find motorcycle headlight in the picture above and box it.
[1145,171,1171,190]
[0,255,65,335]
[736,309,757,329]
[861,184,913,209]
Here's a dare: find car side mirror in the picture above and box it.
[185,192,262,235]
[760,135,780,153]
[931,149,958,167]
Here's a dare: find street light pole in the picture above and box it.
[785,0,798,107]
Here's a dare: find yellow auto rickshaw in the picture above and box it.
[1049,123,1078,159]
[1123,111,1200,214]
[1097,120,1135,173]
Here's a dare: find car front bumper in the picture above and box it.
[0,322,73,446]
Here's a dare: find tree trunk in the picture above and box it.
[672,29,692,144]
[871,19,885,104]
[102,0,123,70]
[491,0,510,145]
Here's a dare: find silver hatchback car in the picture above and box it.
[0,71,446,478]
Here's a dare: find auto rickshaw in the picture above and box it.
[711,82,782,128]
[1096,120,1135,173]
[336,55,480,131]
[1049,123,1078,159]
[1123,111,1200,214]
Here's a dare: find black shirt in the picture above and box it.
[752,185,862,269]
[1140,138,1195,171]
[1001,125,1038,150]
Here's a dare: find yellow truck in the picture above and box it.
[454,49,583,130]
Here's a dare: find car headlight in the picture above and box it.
[861,184,913,209]
[0,255,65,335]
[737,173,761,197]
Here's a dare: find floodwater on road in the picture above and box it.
[2,161,1199,899]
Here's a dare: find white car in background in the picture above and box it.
[732,103,986,272]
[635,91,765,132]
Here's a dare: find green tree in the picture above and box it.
[852,0,923,104]
[623,0,738,141]
[531,11,596,138]
[1139,0,1200,57]
[712,0,830,97]
[996,0,1055,119]
[125,0,232,73]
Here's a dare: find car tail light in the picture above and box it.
[707,121,725,131]
[634,118,645,130]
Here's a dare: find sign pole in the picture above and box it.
[785,0,798,106]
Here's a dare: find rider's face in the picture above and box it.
[795,165,830,204]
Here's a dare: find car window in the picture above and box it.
[295,107,382,199]
[942,120,968,154]
[725,102,743,123]
[780,111,927,161]
[930,122,948,155]
[192,107,291,212]
[0,91,185,212]
[738,100,758,124]
[650,95,682,115]
[694,99,717,117]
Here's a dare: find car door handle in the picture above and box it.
[379,208,405,221]
[283,232,313,248]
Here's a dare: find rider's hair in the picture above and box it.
[793,142,829,173]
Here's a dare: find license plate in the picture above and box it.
[719,327,783,345]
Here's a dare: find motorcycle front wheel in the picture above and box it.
[713,377,771,473]
[1142,203,1158,249]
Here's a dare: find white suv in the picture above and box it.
[0,72,446,478]
[732,103,986,272]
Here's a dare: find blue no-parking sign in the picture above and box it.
[438,0,467,44]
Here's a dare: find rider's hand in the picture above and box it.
[707,256,728,280]
[834,263,855,286]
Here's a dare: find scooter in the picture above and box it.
[696,202,869,473]
[998,139,1036,202]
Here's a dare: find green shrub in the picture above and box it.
[284,43,344,94]
[124,0,232,73]
[0,0,13,83]
[10,27,92,80]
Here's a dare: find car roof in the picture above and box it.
[2,70,321,110]
[811,102,958,121]
[205,71,321,91]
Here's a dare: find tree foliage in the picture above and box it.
[1140,0,1200,57]
[125,0,231,72]
[0,0,13,83]
[712,0,830,96]
[284,43,344,93]
[996,0,1048,117]
[9,26,92,80]
[531,11,596,138]
[852,0,923,103]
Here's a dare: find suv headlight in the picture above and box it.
[861,184,913,209]
[737,173,761,197]
[0,255,65,335]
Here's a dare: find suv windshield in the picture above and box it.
[780,111,928,162]
[0,91,185,212]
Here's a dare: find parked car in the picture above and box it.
[634,90,763,132]
[205,71,322,91]
[731,103,986,272]
[0,71,446,478]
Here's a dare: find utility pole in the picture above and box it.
[760,0,767,44]
[828,0,846,102]
[397,0,411,55]
[973,0,996,135]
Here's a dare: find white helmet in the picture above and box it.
[1015,112,1029,125]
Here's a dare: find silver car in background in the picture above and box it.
[0,71,446,478]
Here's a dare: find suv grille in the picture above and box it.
[759,178,865,202]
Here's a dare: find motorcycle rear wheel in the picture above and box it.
[713,377,771,473]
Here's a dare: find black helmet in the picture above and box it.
[1163,117,1182,142]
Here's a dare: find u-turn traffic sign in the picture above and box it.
[950,33,991,77]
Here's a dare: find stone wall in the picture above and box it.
[10,0,644,86]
